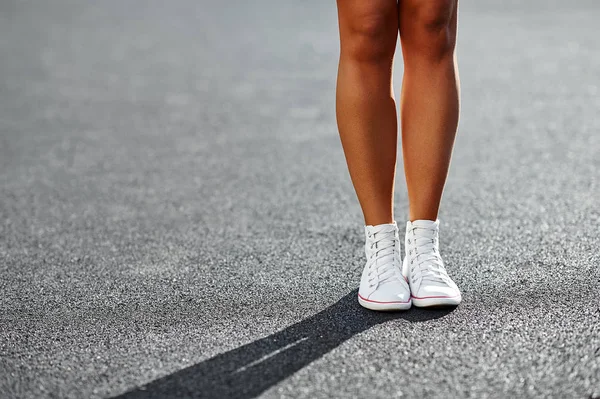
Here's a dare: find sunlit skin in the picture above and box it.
[336,0,459,225]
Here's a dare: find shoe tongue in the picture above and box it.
[365,222,397,236]
[410,219,438,229]
[366,221,396,229]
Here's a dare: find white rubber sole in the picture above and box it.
[411,294,462,308]
[358,294,412,311]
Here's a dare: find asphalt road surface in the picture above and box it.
[1,1,599,398]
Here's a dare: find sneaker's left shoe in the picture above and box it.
[358,221,411,311]
[402,219,462,307]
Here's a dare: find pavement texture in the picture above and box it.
[1,0,599,398]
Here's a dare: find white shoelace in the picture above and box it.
[407,225,449,284]
[366,225,401,285]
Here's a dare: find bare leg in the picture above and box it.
[398,0,460,221]
[335,0,399,226]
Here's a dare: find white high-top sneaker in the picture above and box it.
[402,219,462,307]
[358,221,411,311]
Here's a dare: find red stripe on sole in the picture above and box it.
[358,293,411,304]
[411,294,461,300]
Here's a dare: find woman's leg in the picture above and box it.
[335,0,399,226]
[337,0,411,311]
[398,0,459,222]
[397,0,462,307]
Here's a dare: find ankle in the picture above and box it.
[364,217,395,226]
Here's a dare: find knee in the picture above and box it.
[401,0,457,61]
[341,12,397,64]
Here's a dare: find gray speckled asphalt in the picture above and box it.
[1,1,599,398]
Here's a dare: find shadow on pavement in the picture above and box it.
[112,289,455,399]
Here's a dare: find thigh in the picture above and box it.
[336,0,399,55]
[398,0,458,52]
[398,0,457,34]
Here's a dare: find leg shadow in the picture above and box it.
[112,290,455,399]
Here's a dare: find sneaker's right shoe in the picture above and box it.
[402,219,462,307]
[358,221,412,311]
